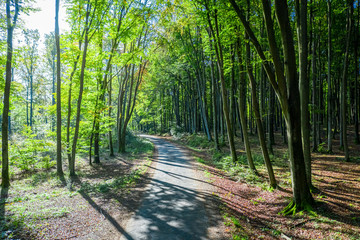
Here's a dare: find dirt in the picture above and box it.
[1,150,156,240]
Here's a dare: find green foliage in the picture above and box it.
[195,157,205,164]
[9,126,56,172]
[223,212,248,240]
[80,164,150,195]
[186,134,212,149]
[125,130,154,155]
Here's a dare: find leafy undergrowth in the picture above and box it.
[0,135,154,239]
[169,131,360,240]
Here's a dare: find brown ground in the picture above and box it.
[1,149,156,240]
[166,128,360,240]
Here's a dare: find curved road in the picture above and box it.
[120,135,218,240]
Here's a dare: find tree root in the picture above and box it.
[280,200,315,216]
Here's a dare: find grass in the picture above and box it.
[195,157,205,164]
[178,133,287,191]
[1,133,154,239]
[1,177,72,237]
[126,133,154,155]
[223,212,248,240]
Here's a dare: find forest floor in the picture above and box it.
[164,128,360,240]
[0,136,155,239]
[1,130,360,239]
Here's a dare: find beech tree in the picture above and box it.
[1,0,20,188]
[229,0,314,212]
[55,0,63,176]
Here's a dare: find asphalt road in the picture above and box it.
[120,135,210,240]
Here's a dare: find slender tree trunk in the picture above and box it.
[206,8,237,162]
[109,68,115,156]
[268,86,275,154]
[30,69,33,129]
[2,0,19,188]
[354,0,360,144]
[327,0,333,152]
[311,10,318,152]
[52,57,56,131]
[230,45,237,137]
[70,3,91,176]
[94,119,100,163]
[296,0,311,186]
[245,35,276,188]
[55,0,63,176]
[236,41,256,172]
[341,1,353,162]
[209,37,220,150]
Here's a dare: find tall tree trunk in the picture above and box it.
[354,0,360,144]
[2,0,19,188]
[268,86,275,154]
[311,5,318,152]
[109,68,115,157]
[296,0,311,186]
[206,7,237,162]
[245,34,276,188]
[274,0,314,210]
[55,0,63,176]
[236,41,256,172]
[327,0,333,152]
[209,39,220,150]
[341,0,353,162]
[70,2,91,176]
[30,68,33,129]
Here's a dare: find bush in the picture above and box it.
[126,130,153,155]
[187,134,211,149]
[10,126,56,171]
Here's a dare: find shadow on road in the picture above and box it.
[122,135,224,240]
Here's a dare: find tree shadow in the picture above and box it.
[121,177,220,240]
[0,187,26,238]
[70,175,135,240]
[0,188,8,235]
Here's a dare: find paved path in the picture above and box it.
[120,135,211,240]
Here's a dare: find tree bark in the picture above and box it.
[274,0,314,210]
[2,0,19,188]
[355,0,360,144]
[70,2,91,176]
[327,0,333,152]
[245,35,276,188]
[208,35,220,150]
[229,0,314,211]
[341,1,353,162]
[55,0,63,176]
[109,67,115,156]
[206,6,237,162]
[236,41,256,172]
[295,0,311,186]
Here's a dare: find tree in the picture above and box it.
[21,29,40,129]
[327,0,333,152]
[69,0,92,176]
[295,0,312,186]
[205,0,237,162]
[2,0,20,188]
[55,0,63,176]
[229,0,314,212]
[341,0,353,162]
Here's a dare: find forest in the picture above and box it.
[1,0,360,239]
